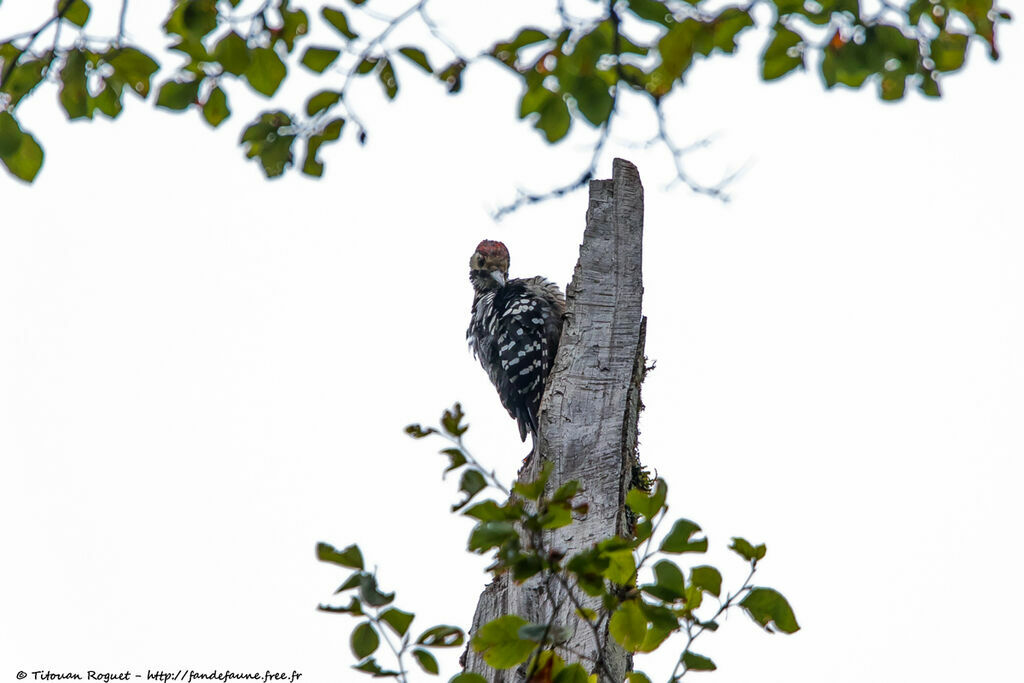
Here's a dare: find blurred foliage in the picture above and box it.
[0,0,1012,196]
[317,404,799,681]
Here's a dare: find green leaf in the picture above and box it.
[740,587,800,633]
[609,600,647,652]
[513,462,552,501]
[931,31,969,72]
[302,117,344,177]
[627,673,653,683]
[0,112,24,157]
[690,565,722,597]
[626,479,666,518]
[202,86,230,127]
[63,0,91,28]
[323,7,359,40]
[316,542,364,569]
[398,46,433,73]
[412,648,439,675]
[729,537,766,562]
[358,573,395,607]
[551,480,580,503]
[169,38,209,66]
[277,5,309,52]
[379,607,414,637]
[633,518,653,546]
[518,622,571,645]
[538,502,573,530]
[655,18,699,85]
[351,657,399,677]
[437,59,467,93]
[416,624,464,647]
[567,547,609,597]
[107,47,160,98]
[59,49,89,119]
[0,112,44,183]
[682,651,717,671]
[441,447,467,473]
[335,572,362,593]
[708,7,754,55]
[468,521,517,552]
[214,31,251,76]
[350,621,380,659]
[651,559,685,599]
[377,58,398,99]
[2,58,47,108]
[405,424,436,439]
[553,663,590,683]
[512,554,543,581]
[636,606,675,653]
[465,499,521,522]
[441,403,468,436]
[602,549,636,586]
[155,78,201,111]
[453,468,487,511]
[306,90,341,116]
[301,46,340,73]
[626,0,673,26]
[660,519,707,554]
[471,615,536,669]
[88,80,123,119]
[317,595,362,614]
[449,674,487,683]
[761,25,804,81]
[168,0,218,39]
[246,47,286,97]
[569,75,613,127]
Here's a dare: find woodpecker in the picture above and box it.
[467,240,566,443]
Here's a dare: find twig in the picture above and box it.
[117,0,129,46]
[439,431,509,495]
[654,100,741,201]
[418,4,467,61]
[371,607,409,683]
[0,0,74,89]
[492,91,616,220]
[669,562,757,681]
[552,573,617,682]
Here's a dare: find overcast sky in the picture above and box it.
[2,1,1022,682]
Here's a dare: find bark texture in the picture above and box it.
[463,159,647,682]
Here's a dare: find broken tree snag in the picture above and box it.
[462,158,647,682]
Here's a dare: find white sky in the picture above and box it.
[2,1,1023,682]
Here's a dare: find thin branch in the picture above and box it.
[418,4,467,61]
[654,100,742,201]
[438,431,509,495]
[0,0,74,89]
[117,0,129,46]
[552,573,616,683]
[492,91,616,220]
[669,562,758,681]
[371,607,409,683]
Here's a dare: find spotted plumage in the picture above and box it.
[467,240,566,442]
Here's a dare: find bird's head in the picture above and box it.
[470,239,510,289]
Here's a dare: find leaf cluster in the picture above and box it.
[316,404,799,681]
[316,540,463,680]
[0,0,1012,188]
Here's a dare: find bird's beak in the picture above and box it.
[490,270,506,287]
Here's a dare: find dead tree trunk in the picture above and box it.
[463,158,647,682]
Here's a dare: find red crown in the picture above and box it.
[474,240,509,259]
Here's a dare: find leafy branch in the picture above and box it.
[1,0,1011,200]
[318,404,800,681]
